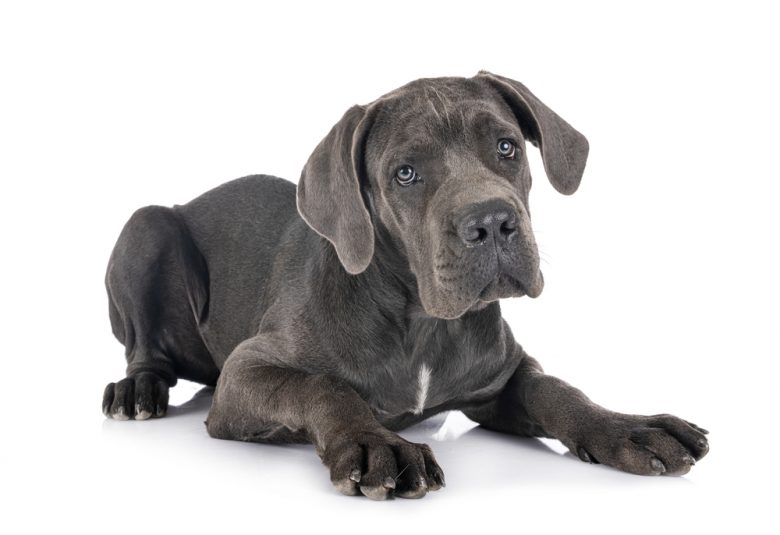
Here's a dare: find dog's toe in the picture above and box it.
[395,476,428,499]
[102,372,169,420]
[569,412,709,476]
[322,430,443,499]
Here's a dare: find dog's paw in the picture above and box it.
[568,412,709,476]
[102,372,169,420]
[320,429,445,500]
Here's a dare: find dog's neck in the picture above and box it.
[371,220,418,291]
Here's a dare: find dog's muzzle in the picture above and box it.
[455,199,543,300]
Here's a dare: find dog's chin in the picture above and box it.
[421,271,544,319]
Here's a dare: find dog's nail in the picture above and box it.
[697,438,708,448]
[135,404,150,419]
[333,479,359,496]
[349,469,361,483]
[650,458,666,474]
[383,477,396,489]
[683,454,695,466]
[360,485,390,501]
[396,477,429,499]
[577,447,592,463]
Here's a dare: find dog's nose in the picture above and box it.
[457,200,518,247]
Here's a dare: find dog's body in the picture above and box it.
[103,72,709,499]
[109,175,515,431]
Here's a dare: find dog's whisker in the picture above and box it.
[394,463,410,482]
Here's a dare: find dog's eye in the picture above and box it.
[497,139,516,159]
[395,165,419,186]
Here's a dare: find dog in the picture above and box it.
[103,71,709,499]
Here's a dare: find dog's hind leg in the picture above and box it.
[103,205,219,420]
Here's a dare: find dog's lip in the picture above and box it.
[478,273,524,301]
[525,270,544,298]
[477,271,543,301]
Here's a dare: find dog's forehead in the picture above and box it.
[368,77,513,148]
[389,76,488,101]
[378,77,503,121]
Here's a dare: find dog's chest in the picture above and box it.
[362,314,510,420]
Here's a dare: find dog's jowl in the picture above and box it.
[103,71,709,499]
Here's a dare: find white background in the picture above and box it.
[1,1,778,533]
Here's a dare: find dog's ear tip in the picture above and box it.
[550,156,588,196]
[555,181,582,196]
[547,170,581,195]
[337,236,375,275]
[341,259,371,275]
[543,134,588,196]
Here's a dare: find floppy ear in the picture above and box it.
[297,105,376,274]
[477,71,589,195]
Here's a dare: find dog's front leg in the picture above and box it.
[464,347,709,476]
[206,339,445,499]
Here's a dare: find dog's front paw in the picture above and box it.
[102,372,169,420]
[320,429,445,500]
[566,412,709,476]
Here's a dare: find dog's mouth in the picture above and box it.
[424,234,544,318]
[478,274,519,302]
[478,270,544,303]
[423,266,544,318]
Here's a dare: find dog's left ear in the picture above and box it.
[297,105,376,274]
[477,71,589,195]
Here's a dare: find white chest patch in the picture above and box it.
[413,364,432,415]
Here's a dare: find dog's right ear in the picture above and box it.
[297,105,376,275]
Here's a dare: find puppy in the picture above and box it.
[103,71,709,499]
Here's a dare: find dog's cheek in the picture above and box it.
[417,266,476,320]
[376,192,424,256]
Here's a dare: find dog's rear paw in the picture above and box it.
[102,372,169,420]
[320,429,445,500]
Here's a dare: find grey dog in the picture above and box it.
[103,71,709,499]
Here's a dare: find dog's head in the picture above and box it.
[297,71,589,319]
